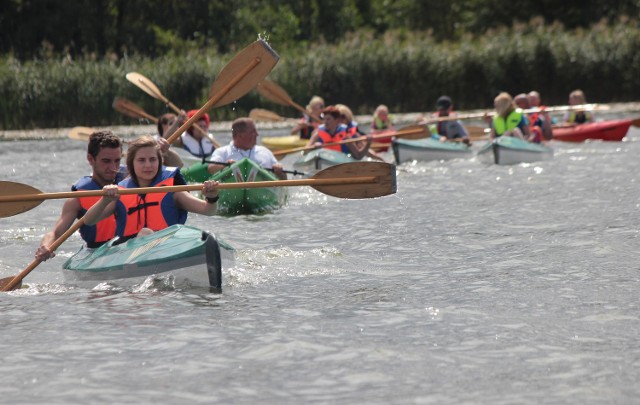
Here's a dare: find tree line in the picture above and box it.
[2,0,639,59]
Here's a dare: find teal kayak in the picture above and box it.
[392,138,472,163]
[181,158,287,215]
[293,149,356,172]
[62,225,235,290]
[477,136,553,165]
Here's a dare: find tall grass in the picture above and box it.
[2,20,640,129]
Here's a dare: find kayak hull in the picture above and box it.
[292,149,356,173]
[62,225,235,290]
[552,119,632,142]
[181,158,287,215]
[392,138,472,163]
[477,136,553,165]
[261,135,307,151]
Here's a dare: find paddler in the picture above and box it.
[489,92,530,140]
[306,105,373,160]
[35,131,126,261]
[83,136,220,243]
[205,117,286,180]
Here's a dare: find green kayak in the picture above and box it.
[181,158,287,215]
[62,225,235,290]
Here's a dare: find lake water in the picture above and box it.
[1,114,640,403]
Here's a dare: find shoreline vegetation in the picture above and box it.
[2,21,640,131]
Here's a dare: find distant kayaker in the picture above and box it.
[420,95,471,145]
[563,89,594,125]
[490,92,530,140]
[154,112,185,167]
[290,96,324,140]
[206,117,287,180]
[35,131,126,261]
[336,104,385,161]
[527,90,553,141]
[84,136,220,242]
[164,109,221,158]
[371,104,395,134]
[306,105,373,160]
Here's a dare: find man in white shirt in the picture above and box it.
[207,117,286,179]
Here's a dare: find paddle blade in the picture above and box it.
[311,162,397,199]
[249,108,284,122]
[113,97,158,122]
[208,39,279,107]
[126,72,166,101]
[68,126,95,141]
[0,276,22,291]
[256,79,293,106]
[0,182,44,217]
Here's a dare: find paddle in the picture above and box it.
[165,40,279,146]
[0,218,85,292]
[249,108,296,122]
[202,160,307,176]
[272,124,429,157]
[113,97,159,123]
[125,72,219,146]
[68,126,96,141]
[126,72,181,114]
[256,79,322,123]
[0,162,396,219]
[424,103,610,125]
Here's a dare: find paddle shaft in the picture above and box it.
[0,176,382,204]
[1,218,85,292]
[202,160,306,176]
[166,57,261,145]
[273,126,426,157]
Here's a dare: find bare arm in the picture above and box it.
[345,135,372,160]
[35,198,81,261]
[174,180,219,216]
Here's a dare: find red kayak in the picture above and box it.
[552,119,633,142]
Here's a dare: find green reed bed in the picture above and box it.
[2,21,640,129]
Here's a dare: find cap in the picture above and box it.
[436,96,452,110]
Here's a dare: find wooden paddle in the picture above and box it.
[125,72,218,146]
[272,124,429,157]
[126,72,181,113]
[256,79,322,123]
[0,218,86,292]
[68,126,96,141]
[0,162,396,219]
[249,108,296,122]
[166,40,279,145]
[113,97,159,123]
[202,160,307,176]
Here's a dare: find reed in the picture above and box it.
[2,20,640,130]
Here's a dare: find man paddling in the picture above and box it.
[207,117,287,180]
[35,131,125,261]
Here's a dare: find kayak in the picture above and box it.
[369,129,395,152]
[392,138,473,164]
[292,148,356,173]
[181,158,287,215]
[552,119,632,142]
[62,225,235,290]
[477,136,553,165]
[261,135,307,151]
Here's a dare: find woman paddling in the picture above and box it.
[84,136,220,243]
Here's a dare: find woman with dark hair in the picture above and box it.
[84,136,219,242]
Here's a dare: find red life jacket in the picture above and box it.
[73,176,119,248]
[317,125,348,152]
[115,168,187,238]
